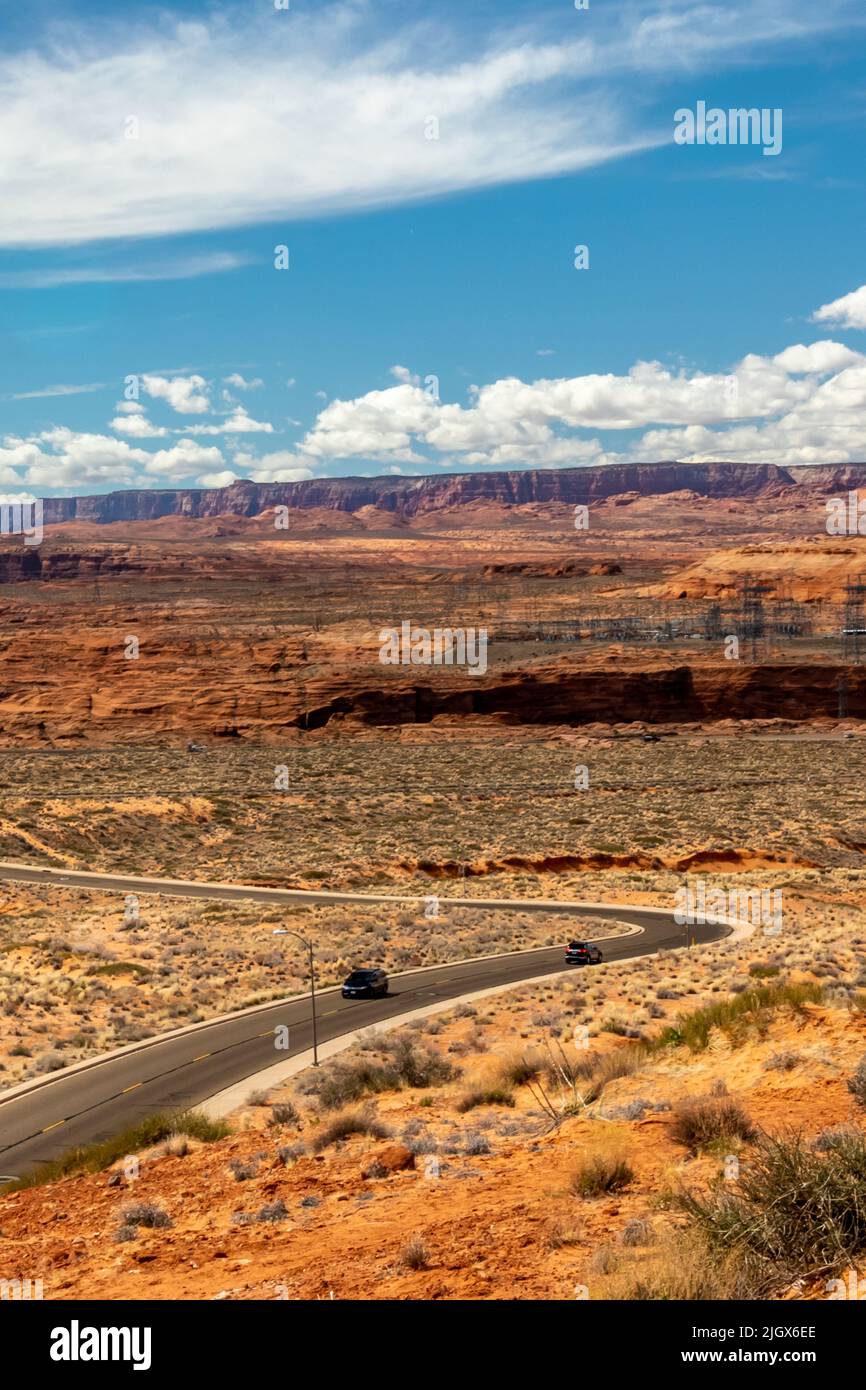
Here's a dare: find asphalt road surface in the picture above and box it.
[0,861,728,1178]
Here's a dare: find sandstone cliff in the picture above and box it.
[38,462,866,525]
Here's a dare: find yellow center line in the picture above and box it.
[192,1053,211,1062]
[41,1120,65,1132]
[121,1083,142,1093]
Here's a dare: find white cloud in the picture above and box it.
[143,439,225,479]
[812,284,866,332]
[10,382,106,400]
[772,340,862,373]
[24,428,149,487]
[290,340,866,469]
[196,470,239,488]
[0,253,249,289]
[630,360,866,464]
[141,374,211,415]
[0,1,842,247]
[223,373,263,390]
[109,412,168,438]
[181,407,274,435]
[233,449,316,483]
[390,365,418,385]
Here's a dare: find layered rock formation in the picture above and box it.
[38,462,866,526]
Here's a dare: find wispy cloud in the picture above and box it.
[0,0,857,247]
[9,381,107,400]
[0,252,251,289]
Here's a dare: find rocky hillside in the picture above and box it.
[39,462,866,525]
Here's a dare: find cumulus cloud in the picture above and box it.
[181,407,274,435]
[772,340,863,373]
[286,337,866,469]
[196,470,239,488]
[22,428,149,488]
[109,412,168,438]
[0,1,843,247]
[141,374,211,415]
[812,284,866,332]
[630,360,866,464]
[223,373,263,391]
[142,439,225,479]
[6,308,866,493]
[233,450,316,484]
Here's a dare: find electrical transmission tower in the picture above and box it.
[737,577,774,663]
[841,576,866,665]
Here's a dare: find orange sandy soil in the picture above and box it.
[3,958,866,1302]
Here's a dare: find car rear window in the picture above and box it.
[347,970,375,983]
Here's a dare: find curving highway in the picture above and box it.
[0,861,729,1178]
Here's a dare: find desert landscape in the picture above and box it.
[2,461,866,1307]
[5,0,866,1358]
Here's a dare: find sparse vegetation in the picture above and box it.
[656,981,824,1053]
[397,1235,430,1271]
[121,1202,172,1230]
[303,1035,456,1111]
[570,1155,634,1198]
[670,1097,757,1154]
[311,1107,392,1152]
[846,1054,866,1108]
[677,1129,866,1292]
[0,1110,228,1192]
[455,1085,515,1112]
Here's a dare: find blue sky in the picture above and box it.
[1,0,865,495]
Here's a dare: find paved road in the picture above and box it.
[0,861,727,1178]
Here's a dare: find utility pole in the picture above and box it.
[272,927,319,1065]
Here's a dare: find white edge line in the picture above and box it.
[0,923,646,1109]
[201,910,750,1119]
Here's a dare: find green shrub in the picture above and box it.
[678,1129,866,1291]
[455,1086,515,1113]
[1,1110,228,1192]
[308,1036,455,1110]
[656,982,823,1053]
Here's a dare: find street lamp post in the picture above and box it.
[272,927,319,1066]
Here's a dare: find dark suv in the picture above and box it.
[565,941,603,966]
[341,968,389,999]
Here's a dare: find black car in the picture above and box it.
[341,967,389,999]
[565,941,602,965]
